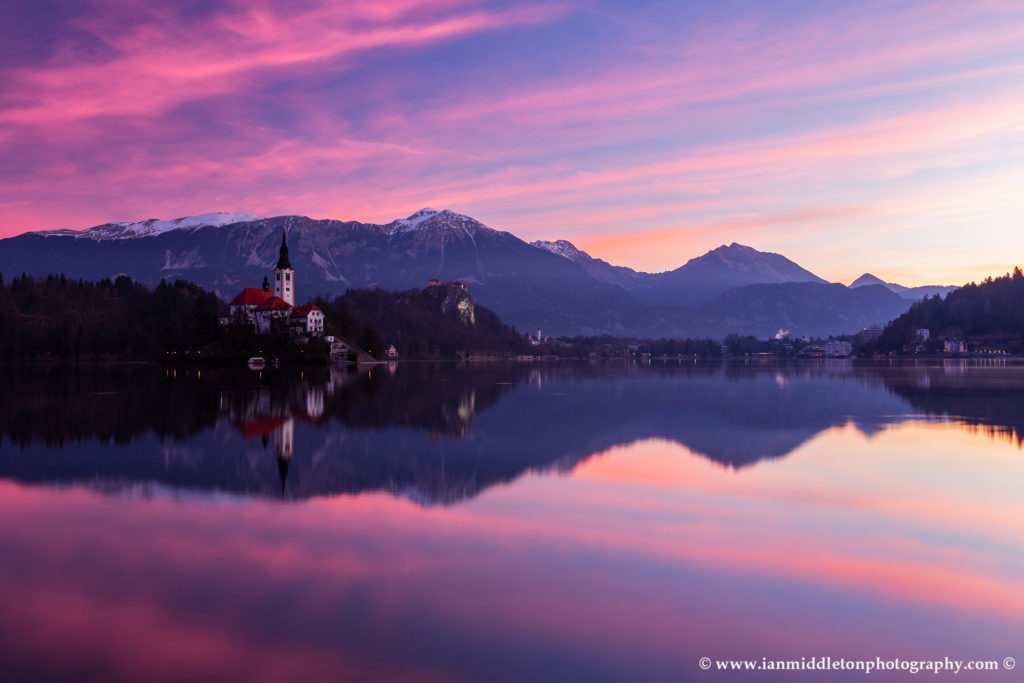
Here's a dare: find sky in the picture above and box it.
[1,0,1023,285]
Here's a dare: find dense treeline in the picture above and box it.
[0,273,221,360]
[317,286,529,358]
[876,268,1024,352]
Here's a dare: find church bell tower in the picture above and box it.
[273,230,294,306]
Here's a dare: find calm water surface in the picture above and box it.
[0,361,1021,682]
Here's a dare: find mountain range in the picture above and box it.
[0,208,956,338]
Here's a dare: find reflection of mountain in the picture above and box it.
[328,364,519,438]
[1,362,1022,504]
[867,361,1024,444]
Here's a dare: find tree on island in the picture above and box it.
[316,284,528,359]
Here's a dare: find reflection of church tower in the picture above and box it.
[274,418,295,494]
[306,385,324,420]
[273,230,294,306]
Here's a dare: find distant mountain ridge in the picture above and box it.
[0,208,956,338]
[36,212,265,240]
[850,272,957,300]
[530,238,652,291]
[636,241,828,306]
[529,238,828,307]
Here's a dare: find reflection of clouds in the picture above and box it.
[1,417,1023,681]
[545,428,1024,617]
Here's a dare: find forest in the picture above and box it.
[0,275,529,362]
[316,285,529,359]
[874,267,1024,353]
[0,273,222,360]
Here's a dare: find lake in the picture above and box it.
[0,360,1021,681]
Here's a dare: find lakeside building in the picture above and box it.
[824,340,853,357]
[798,339,853,357]
[944,339,967,354]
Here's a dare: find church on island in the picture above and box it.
[220,231,324,339]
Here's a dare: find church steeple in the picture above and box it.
[276,231,292,270]
[273,229,295,306]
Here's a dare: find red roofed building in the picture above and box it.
[254,295,293,334]
[229,287,276,307]
[255,296,291,311]
[223,287,276,328]
[289,304,325,337]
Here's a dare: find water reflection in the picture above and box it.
[0,361,1022,681]
[0,425,1021,682]
[0,361,1023,504]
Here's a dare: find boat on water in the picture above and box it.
[247,356,265,369]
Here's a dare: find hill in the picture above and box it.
[601,282,910,339]
[318,282,528,359]
[849,272,957,300]
[875,268,1024,353]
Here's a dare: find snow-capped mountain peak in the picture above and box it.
[393,208,441,230]
[530,239,588,262]
[37,212,265,240]
[385,208,496,238]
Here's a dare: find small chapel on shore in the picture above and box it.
[220,231,324,338]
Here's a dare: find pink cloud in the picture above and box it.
[0,1,564,125]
